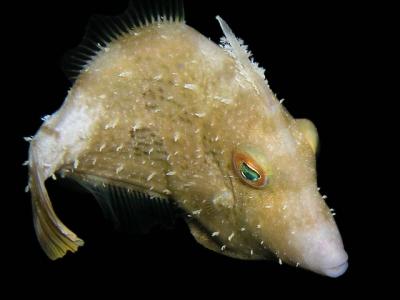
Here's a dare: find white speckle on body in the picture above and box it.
[322,195,328,199]
[194,112,206,118]
[116,165,124,174]
[132,122,141,132]
[73,159,79,169]
[256,224,261,229]
[162,189,172,195]
[228,232,235,241]
[173,132,180,142]
[41,115,51,122]
[211,231,220,237]
[153,74,162,80]
[279,258,283,265]
[147,172,156,181]
[118,71,132,77]
[221,245,226,251]
[240,227,246,232]
[116,144,123,152]
[192,209,202,215]
[213,96,233,104]
[184,83,197,90]
[166,171,176,176]
[99,144,106,152]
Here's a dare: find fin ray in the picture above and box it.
[62,0,185,82]
[29,145,84,260]
[74,174,178,234]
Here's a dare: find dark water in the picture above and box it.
[6,0,382,296]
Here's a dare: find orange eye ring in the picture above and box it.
[232,151,269,189]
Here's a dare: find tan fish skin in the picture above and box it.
[26,4,347,277]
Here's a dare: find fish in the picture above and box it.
[25,0,348,277]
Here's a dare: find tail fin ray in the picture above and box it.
[29,146,84,260]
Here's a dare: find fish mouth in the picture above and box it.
[321,260,348,278]
[286,220,349,278]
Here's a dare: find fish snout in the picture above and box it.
[291,223,348,278]
[321,260,348,278]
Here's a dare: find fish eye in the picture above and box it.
[232,149,269,189]
[240,162,260,181]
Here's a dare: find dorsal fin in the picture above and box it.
[73,174,180,234]
[62,0,185,82]
[216,16,276,102]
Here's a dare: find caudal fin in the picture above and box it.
[28,145,84,260]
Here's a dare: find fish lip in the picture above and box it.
[321,260,349,278]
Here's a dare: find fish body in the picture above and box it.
[26,1,348,277]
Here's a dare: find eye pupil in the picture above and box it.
[240,162,260,182]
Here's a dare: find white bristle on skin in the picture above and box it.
[147,172,156,181]
[116,165,124,174]
[184,83,197,90]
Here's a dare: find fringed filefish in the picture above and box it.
[25,0,347,277]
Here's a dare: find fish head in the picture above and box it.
[204,16,348,278]
[216,99,348,277]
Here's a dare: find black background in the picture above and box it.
[6,0,383,296]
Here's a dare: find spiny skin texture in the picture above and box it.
[28,20,347,277]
